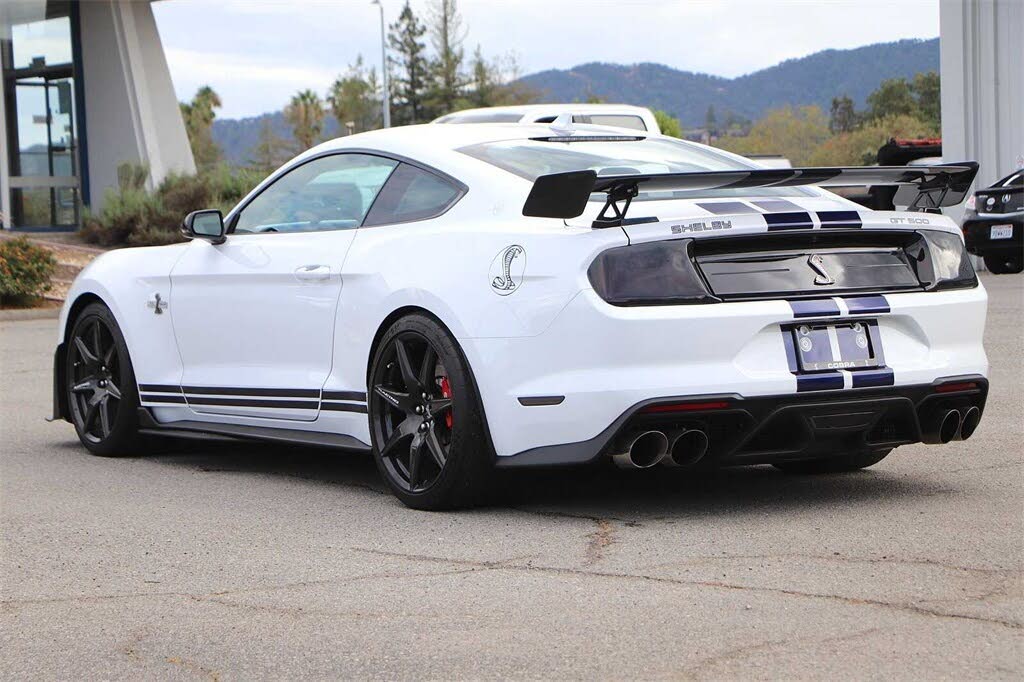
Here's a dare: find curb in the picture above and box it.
[0,307,61,322]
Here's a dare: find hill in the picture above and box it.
[211,38,938,165]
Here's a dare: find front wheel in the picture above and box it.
[368,314,493,510]
[773,448,892,475]
[66,302,142,456]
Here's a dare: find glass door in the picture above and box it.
[2,12,80,229]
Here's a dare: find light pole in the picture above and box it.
[372,0,391,128]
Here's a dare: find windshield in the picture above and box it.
[459,137,814,200]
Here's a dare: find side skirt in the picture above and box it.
[137,408,372,453]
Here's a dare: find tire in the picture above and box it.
[983,255,1022,274]
[772,448,892,475]
[368,313,493,510]
[65,302,143,456]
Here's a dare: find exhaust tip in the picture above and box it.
[612,430,668,469]
[959,406,981,440]
[664,429,709,467]
[939,409,961,444]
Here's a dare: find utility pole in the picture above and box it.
[372,0,391,128]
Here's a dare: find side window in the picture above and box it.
[362,163,463,227]
[233,154,397,234]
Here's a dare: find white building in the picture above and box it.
[1,0,194,230]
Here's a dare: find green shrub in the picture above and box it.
[0,237,57,305]
[81,162,265,247]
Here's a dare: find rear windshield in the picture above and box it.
[435,112,524,124]
[459,137,814,199]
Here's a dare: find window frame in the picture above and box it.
[225,149,468,235]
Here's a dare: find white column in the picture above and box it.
[940,0,1024,207]
[77,0,195,211]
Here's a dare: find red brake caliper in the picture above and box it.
[439,376,453,428]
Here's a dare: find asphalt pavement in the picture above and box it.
[2,273,1022,680]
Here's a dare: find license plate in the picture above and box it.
[793,321,877,371]
[990,224,1013,240]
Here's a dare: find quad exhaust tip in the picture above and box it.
[663,429,710,467]
[958,406,981,441]
[612,430,669,469]
[938,408,961,444]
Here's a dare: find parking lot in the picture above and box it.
[1,273,1021,680]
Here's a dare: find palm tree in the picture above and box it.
[285,89,326,151]
[179,85,223,168]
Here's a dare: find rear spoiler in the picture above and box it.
[522,162,979,228]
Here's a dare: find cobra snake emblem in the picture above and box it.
[491,245,524,291]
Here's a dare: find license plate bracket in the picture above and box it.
[792,321,878,372]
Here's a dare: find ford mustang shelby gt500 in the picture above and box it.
[52,121,988,509]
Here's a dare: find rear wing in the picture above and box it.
[522,162,979,228]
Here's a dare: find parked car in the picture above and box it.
[962,169,1023,274]
[52,123,987,509]
[433,103,660,133]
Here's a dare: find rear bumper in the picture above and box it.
[463,285,988,461]
[496,377,988,467]
[963,216,1022,255]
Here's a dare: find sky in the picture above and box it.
[152,0,940,120]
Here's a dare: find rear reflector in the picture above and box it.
[934,381,979,393]
[640,401,731,414]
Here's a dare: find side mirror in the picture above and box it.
[181,209,226,244]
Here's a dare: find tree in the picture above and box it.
[388,2,430,124]
[248,117,289,173]
[911,71,941,128]
[653,110,681,137]
[809,114,940,166]
[426,0,468,115]
[179,86,222,170]
[829,95,858,134]
[866,77,918,121]
[328,56,381,134]
[713,105,830,166]
[285,89,325,151]
[467,48,536,108]
[704,105,717,136]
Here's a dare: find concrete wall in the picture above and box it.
[940,0,1024,215]
[77,0,195,210]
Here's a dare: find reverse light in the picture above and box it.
[588,239,716,306]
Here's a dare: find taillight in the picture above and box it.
[588,239,716,306]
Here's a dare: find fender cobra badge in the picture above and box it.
[489,245,526,295]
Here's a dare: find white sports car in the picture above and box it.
[52,121,988,509]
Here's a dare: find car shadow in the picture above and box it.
[108,436,952,521]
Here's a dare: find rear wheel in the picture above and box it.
[66,302,142,456]
[773,448,892,475]
[368,314,493,510]
[984,254,1022,274]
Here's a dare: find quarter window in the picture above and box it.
[363,163,462,226]
[234,154,397,234]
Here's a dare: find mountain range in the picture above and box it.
[211,38,938,165]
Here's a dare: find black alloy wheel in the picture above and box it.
[371,331,453,493]
[66,303,141,455]
[369,314,492,509]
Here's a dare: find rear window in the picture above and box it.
[459,137,814,200]
[435,112,524,124]
[363,163,463,226]
[999,172,1022,188]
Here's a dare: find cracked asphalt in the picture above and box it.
[2,273,1022,680]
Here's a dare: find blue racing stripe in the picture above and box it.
[816,210,862,228]
[764,212,814,231]
[844,295,890,314]
[790,299,841,318]
[797,372,844,392]
[850,368,895,388]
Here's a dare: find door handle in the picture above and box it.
[294,265,331,282]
